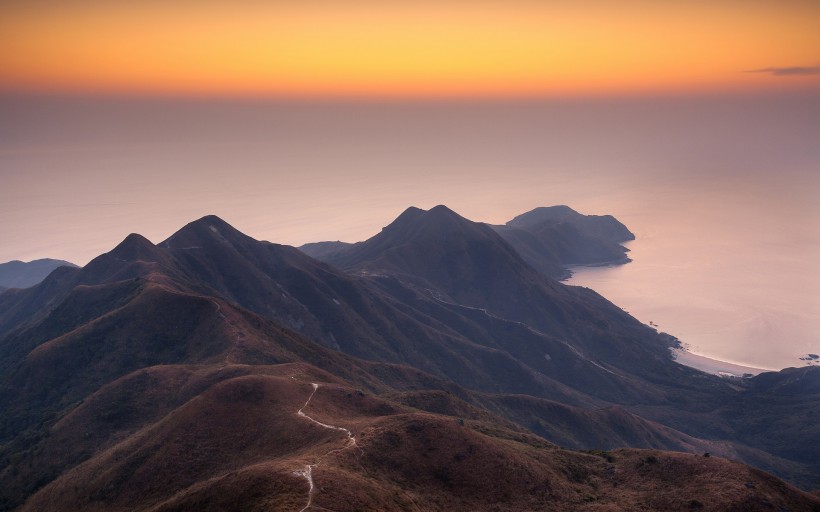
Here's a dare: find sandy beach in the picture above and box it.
[670,347,771,377]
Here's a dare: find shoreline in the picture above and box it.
[561,256,632,281]
[670,347,773,377]
[567,258,783,379]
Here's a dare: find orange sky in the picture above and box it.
[1,0,819,98]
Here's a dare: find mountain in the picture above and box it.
[14,370,820,512]
[301,205,820,484]
[492,205,634,279]
[0,259,78,290]
[299,240,354,262]
[1,210,819,509]
[507,205,635,243]
[300,204,635,280]
[302,206,673,383]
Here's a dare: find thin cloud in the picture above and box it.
[745,66,820,76]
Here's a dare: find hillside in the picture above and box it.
[507,205,635,242]
[493,205,634,279]
[14,369,820,512]
[0,208,818,509]
[299,204,635,280]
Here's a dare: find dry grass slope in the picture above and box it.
[17,371,820,512]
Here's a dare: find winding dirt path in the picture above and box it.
[210,298,227,321]
[294,383,360,512]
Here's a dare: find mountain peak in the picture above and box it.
[108,233,158,261]
[420,204,480,232]
[185,214,237,234]
[193,214,230,226]
[398,206,425,219]
[375,204,481,245]
[162,215,252,249]
[427,204,458,216]
[382,206,426,232]
[507,206,577,229]
[507,205,634,243]
[324,203,543,304]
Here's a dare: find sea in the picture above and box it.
[1,91,818,370]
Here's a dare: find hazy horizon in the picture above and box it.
[3,91,819,371]
[3,90,818,265]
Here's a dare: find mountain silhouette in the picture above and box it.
[508,205,634,242]
[300,204,635,281]
[0,258,78,290]
[0,208,818,510]
[491,205,634,278]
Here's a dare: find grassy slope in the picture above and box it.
[18,370,820,512]
[1,213,819,509]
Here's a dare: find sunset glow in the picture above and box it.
[2,0,819,97]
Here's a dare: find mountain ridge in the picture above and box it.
[495,205,634,278]
[299,204,636,281]
[1,208,818,510]
[0,258,78,290]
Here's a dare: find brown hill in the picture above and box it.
[18,370,820,512]
[1,210,819,510]
[1,214,646,407]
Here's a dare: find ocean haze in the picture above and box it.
[1,91,819,370]
[566,173,820,371]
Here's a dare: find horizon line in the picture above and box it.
[3,85,820,104]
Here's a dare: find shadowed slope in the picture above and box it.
[507,205,635,243]
[311,206,679,382]
[296,206,820,487]
[299,240,353,262]
[1,215,624,405]
[18,372,820,512]
[493,222,630,278]
[301,205,634,280]
[1,210,819,505]
[498,205,634,277]
[19,375,346,512]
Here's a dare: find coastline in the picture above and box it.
[567,252,788,378]
[561,256,632,281]
[670,347,772,377]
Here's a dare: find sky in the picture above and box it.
[1,0,819,98]
[1,0,818,367]
[0,0,820,263]
[2,92,818,266]
[1,0,818,263]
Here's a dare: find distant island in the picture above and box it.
[0,258,78,290]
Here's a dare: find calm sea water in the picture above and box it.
[2,92,818,369]
[565,175,820,370]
